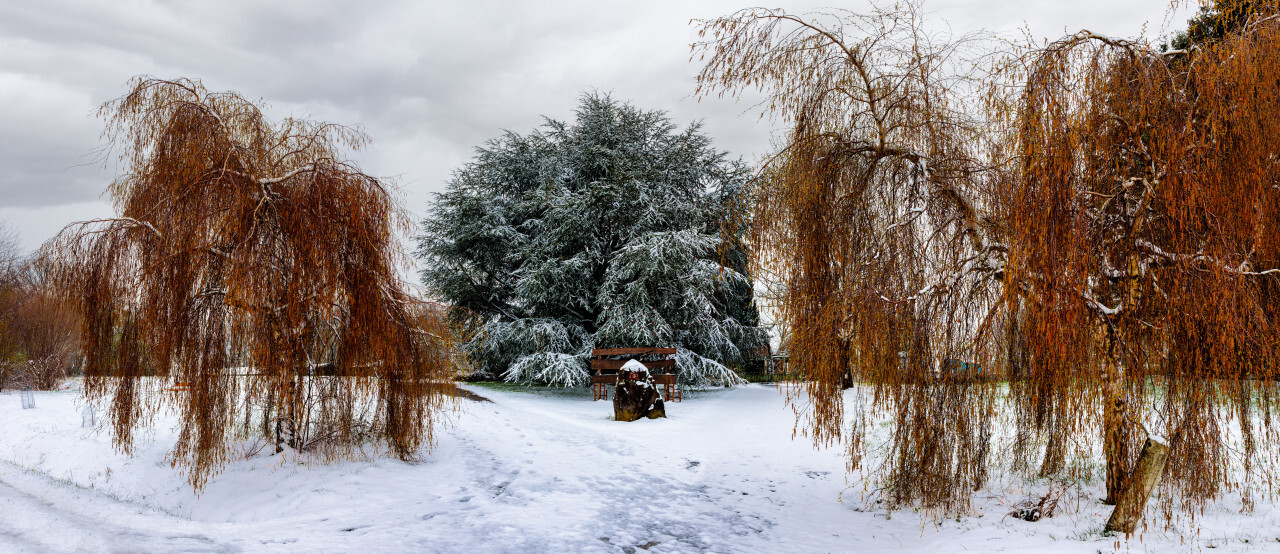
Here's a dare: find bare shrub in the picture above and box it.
[0,226,78,391]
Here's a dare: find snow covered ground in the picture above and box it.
[2,382,1278,553]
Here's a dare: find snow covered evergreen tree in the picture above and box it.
[419,94,765,387]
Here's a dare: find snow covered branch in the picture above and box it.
[1137,240,1280,277]
[258,164,318,185]
[75,217,162,238]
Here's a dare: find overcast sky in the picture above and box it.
[0,0,1195,258]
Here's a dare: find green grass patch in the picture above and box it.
[465,380,592,399]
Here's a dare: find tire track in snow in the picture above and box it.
[0,467,238,553]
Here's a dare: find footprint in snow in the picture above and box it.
[490,481,510,496]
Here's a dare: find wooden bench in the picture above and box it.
[589,347,680,402]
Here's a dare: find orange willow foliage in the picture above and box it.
[42,77,457,489]
[696,2,1280,517]
[696,5,1004,512]
[1005,4,1280,513]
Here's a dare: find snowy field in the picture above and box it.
[2,382,1279,553]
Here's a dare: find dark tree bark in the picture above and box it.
[613,365,666,422]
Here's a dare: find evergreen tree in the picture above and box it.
[1164,0,1275,51]
[419,94,766,387]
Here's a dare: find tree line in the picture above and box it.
[0,225,78,390]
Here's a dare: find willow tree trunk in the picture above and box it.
[1102,357,1131,505]
[1038,427,1067,478]
[275,376,300,453]
[1105,437,1171,534]
[1103,185,1153,505]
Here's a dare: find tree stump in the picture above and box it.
[1104,437,1171,535]
[613,360,666,422]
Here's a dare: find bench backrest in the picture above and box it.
[589,347,676,375]
[591,373,677,385]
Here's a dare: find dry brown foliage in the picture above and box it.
[1,266,79,390]
[0,226,79,391]
[42,77,458,489]
[0,223,19,387]
[695,0,1280,524]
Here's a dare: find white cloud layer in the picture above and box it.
[0,0,1195,254]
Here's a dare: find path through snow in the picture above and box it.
[2,384,1276,552]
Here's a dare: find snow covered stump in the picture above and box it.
[613,359,666,422]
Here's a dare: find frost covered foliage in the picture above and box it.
[419,94,766,387]
[467,318,591,386]
[597,231,751,387]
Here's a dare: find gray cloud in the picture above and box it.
[0,0,1195,253]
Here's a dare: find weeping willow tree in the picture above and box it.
[42,77,458,489]
[695,0,1280,532]
[696,4,1003,513]
[1002,0,1280,530]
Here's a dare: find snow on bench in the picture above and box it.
[589,348,681,402]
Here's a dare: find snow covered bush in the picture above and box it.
[468,318,591,386]
[419,94,766,387]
